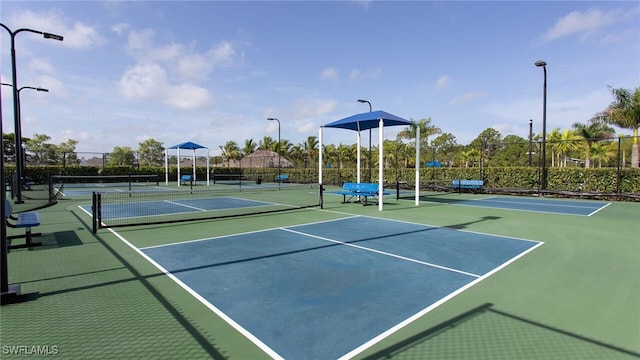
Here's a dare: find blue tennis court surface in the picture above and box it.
[139,216,542,359]
[428,195,610,216]
[80,196,272,220]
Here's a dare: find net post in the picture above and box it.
[91,192,97,234]
[396,180,400,201]
[319,183,324,209]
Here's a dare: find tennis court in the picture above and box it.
[136,216,541,359]
[2,185,638,359]
[408,194,611,216]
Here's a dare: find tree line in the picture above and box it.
[4,86,639,169]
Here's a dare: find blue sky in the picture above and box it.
[1,1,639,155]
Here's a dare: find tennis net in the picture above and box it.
[53,174,160,196]
[91,183,321,232]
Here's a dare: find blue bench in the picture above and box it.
[5,199,42,249]
[336,182,390,205]
[452,179,484,192]
[180,175,193,185]
[274,174,289,182]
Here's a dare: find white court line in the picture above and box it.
[340,240,544,360]
[164,199,207,211]
[281,227,482,278]
[587,202,612,216]
[107,228,286,360]
[477,197,604,210]
[106,213,543,360]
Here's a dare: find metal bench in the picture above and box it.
[336,182,389,205]
[452,179,484,192]
[274,174,289,182]
[5,199,42,250]
[180,175,193,185]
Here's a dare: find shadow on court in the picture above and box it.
[361,303,640,360]
[151,214,503,277]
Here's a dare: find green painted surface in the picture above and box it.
[1,188,638,359]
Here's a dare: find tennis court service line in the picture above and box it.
[163,199,207,212]
[281,227,482,278]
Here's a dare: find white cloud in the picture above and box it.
[111,22,129,35]
[449,92,487,106]
[28,58,55,74]
[175,53,213,80]
[349,67,381,82]
[290,98,338,119]
[541,8,622,43]
[208,41,239,66]
[117,62,168,100]
[35,75,67,97]
[124,30,242,84]
[321,67,339,81]
[164,84,212,110]
[435,75,451,91]
[10,9,105,49]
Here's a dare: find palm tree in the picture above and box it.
[547,128,562,167]
[555,129,580,167]
[304,136,319,168]
[459,149,480,168]
[396,117,442,152]
[602,86,640,167]
[219,140,241,166]
[243,139,256,156]
[572,118,615,168]
[258,136,275,151]
[322,144,338,169]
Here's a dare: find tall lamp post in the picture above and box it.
[1,23,63,204]
[528,119,533,167]
[535,60,547,190]
[267,118,281,185]
[357,99,372,182]
[1,83,49,192]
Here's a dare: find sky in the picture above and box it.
[1,1,639,156]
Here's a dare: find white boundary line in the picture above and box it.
[587,202,612,216]
[96,210,544,360]
[339,240,544,360]
[107,227,286,360]
[281,227,481,278]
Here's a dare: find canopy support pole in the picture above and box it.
[356,122,361,184]
[378,118,384,211]
[164,149,169,185]
[177,148,181,186]
[415,126,420,206]
[207,149,210,186]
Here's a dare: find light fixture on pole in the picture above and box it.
[535,60,547,190]
[267,118,281,185]
[1,83,50,193]
[357,99,372,182]
[1,23,63,204]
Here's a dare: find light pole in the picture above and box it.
[528,119,533,167]
[267,118,281,184]
[1,23,63,203]
[2,83,49,194]
[357,99,372,182]
[535,60,547,190]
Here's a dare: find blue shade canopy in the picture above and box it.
[167,141,206,150]
[426,161,443,167]
[323,110,412,131]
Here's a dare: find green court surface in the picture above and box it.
[1,187,639,359]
